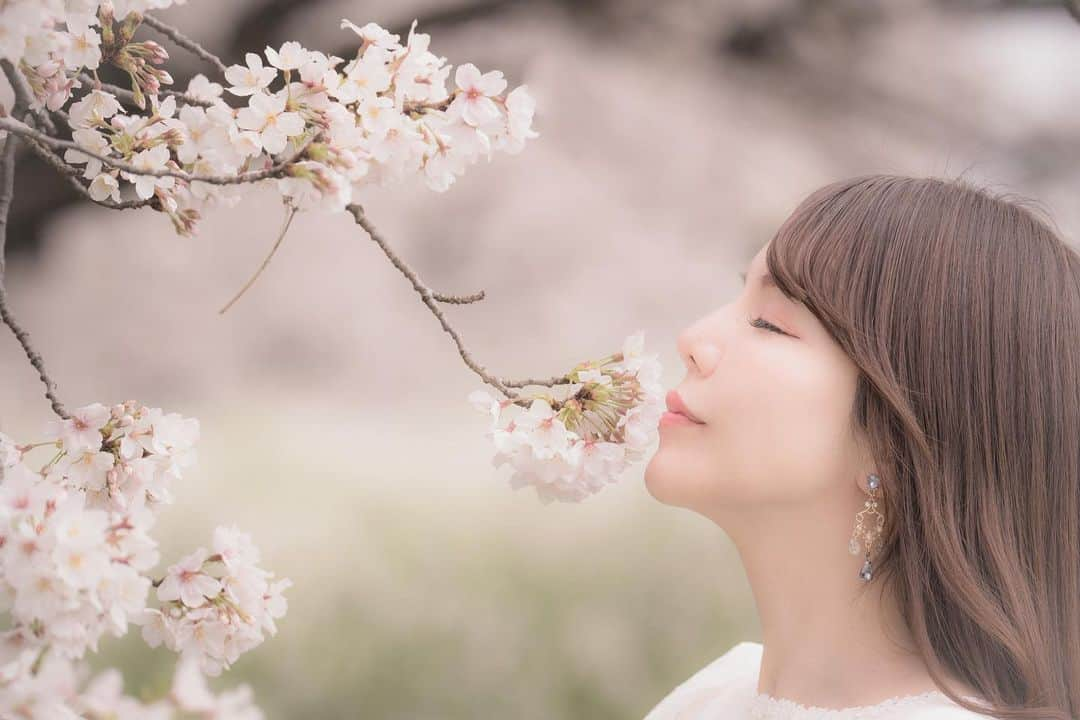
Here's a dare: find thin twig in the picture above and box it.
[0,290,70,419]
[346,203,574,404]
[141,13,229,78]
[431,290,485,304]
[0,135,69,419]
[502,374,573,388]
[78,72,215,110]
[0,117,315,185]
[219,204,297,314]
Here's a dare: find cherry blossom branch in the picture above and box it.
[142,12,229,78]
[502,373,574,388]
[7,60,156,213]
[0,56,71,419]
[347,203,576,404]
[0,135,70,419]
[78,71,215,109]
[22,133,156,209]
[21,134,79,176]
[0,10,545,431]
[346,203,521,400]
[0,117,317,184]
[0,6,562,711]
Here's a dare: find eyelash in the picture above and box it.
[748,315,786,335]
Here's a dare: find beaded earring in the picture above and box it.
[848,473,884,581]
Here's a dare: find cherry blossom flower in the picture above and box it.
[61,448,114,491]
[450,62,508,127]
[469,331,664,503]
[4,6,539,234]
[333,52,391,105]
[212,525,260,571]
[498,85,540,154]
[340,18,400,51]
[264,40,309,71]
[68,88,123,128]
[225,52,278,96]
[44,402,110,454]
[157,547,222,608]
[236,90,306,154]
[63,127,109,178]
[0,1,551,703]
[186,72,224,102]
[123,143,175,199]
[88,171,120,202]
[0,394,281,720]
[61,14,101,70]
[176,103,231,164]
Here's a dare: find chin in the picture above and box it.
[644,445,733,517]
[643,448,689,507]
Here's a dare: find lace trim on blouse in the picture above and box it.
[748,689,979,719]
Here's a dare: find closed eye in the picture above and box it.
[748,315,787,335]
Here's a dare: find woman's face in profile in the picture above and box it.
[644,242,867,521]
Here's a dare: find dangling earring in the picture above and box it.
[848,473,884,581]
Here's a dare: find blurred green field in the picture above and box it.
[88,398,759,719]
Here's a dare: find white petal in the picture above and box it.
[454,63,480,90]
[477,70,506,96]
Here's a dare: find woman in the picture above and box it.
[642,174,1079,719]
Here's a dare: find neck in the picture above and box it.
[716,495,949,710]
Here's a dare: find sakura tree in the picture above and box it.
[0,0,663,715]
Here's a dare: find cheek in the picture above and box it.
[723,348,857,500]
[645,342,858,511]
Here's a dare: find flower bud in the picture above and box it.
[97,2,116,46]
[130,83,145,110]
[118,11,143,45]
[142,40,169,64]
[158,128,184,148]
[166,207,200,237]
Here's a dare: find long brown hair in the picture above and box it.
[765,174,1080,719]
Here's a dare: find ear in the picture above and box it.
[850,427,878,495]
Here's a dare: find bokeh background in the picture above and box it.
[4,0,1080,717]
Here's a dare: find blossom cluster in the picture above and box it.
[468,331,665,504]
[0,0,539,236]
[0,401,287,717]
[142,525,292,677]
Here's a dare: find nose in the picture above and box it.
[676,317,720,377]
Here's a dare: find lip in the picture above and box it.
[665,389,706,424]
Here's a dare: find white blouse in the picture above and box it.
[642,641,993,719]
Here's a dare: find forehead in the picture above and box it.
[743,246,776,288]
[749,245,769,272]
[743,244,807,309]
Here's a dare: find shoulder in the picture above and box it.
[687,640,762,683]
[642,640,762,720]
